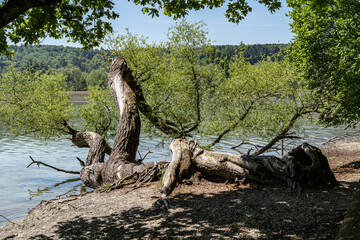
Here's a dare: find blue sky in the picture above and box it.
[42,0,293,47]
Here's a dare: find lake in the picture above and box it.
[0,131,175,227]
[0,95,355,227]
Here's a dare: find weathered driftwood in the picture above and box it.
[160,138,337,198]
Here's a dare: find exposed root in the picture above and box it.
[155,197,170,210]
[99,161,168,193]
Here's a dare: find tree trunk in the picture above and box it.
[161,138,337,197]
[79,58,148,188]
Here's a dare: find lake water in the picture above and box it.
[0,98,356,227]
[0,131,175,227]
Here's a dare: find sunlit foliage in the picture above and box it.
[0,20,319,149]
[0,67,73,139]
[108,20,318,145]
[80,86,117,138]
[204,54,317,140]
[0,0,283,56]
[288,0,360,126]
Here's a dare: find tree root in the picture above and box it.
[160,138,338,198]
[98,161,168,193]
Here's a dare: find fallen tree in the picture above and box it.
[161,138,337,198]
[69,57,337,198]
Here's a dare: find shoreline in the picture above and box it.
[1,136,360,239]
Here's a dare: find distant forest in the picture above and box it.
[0,44,288,91]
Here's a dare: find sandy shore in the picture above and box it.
[1,135,360,239]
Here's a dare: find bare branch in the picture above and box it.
[251,111,300,156]
[210,121,240,148]
[141,150,153,161]
[278,135,302,140]
[76,157,85,168]
[56,183,82,198]
[181,60,202,135]
[231,140,265,150]
[153,92,172,112]
[208,101,255,148]
[60,119,78,135]
[184,121,200,135]
[27,156,80,174]
[132,77,180,136]
[247,147,252,155]
[231,140,281,155]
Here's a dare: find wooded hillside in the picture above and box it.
[0,45,104,73]
[0,44,288,91]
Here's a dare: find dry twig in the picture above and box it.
[27,156,80,174]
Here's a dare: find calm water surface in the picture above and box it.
[0,109,355,227]
[0,132,173,227]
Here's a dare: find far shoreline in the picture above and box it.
[68,91,91,96]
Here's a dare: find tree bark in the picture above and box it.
[161,138,338,198]
[79,58,147,188]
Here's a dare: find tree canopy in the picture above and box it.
[288,0,360,126]
[0,44,287,92]
[0,45,104,73]
[0,0,283,56]
[108,20,319,150]
[0,20,315,153]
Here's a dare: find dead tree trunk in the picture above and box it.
[161,138,337,197]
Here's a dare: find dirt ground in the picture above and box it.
[1,135,360,240]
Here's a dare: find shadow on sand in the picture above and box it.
[46,183,357,240]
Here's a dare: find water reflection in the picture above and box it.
[27,178,82,200]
